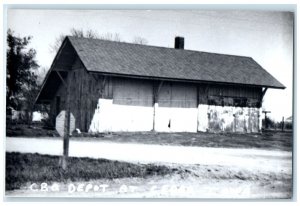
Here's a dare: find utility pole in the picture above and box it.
[262,111,271,130]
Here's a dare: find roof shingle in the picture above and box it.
[68,36,285,89]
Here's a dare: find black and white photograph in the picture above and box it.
[4,6,294,199]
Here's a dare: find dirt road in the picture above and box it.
[6,137,291,173]
[5,137,292,198]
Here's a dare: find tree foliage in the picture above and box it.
[50,28,123,53]
[132,36,148,45]
[6,29,39,122]
[50,28,148,53]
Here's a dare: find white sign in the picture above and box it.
[55,110,75,137]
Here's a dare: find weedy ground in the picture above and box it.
[5,152,178,191]
[73,130,292,151]
[5,129,293,198]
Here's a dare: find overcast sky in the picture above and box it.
[7,9,293,121]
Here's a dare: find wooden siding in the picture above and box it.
[198,84,262,108]
[49,57,263,132]
[158,82,197,108]
[49,57,113,132]
[113,78,153,107]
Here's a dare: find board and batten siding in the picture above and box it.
[50,57,111,132]
[154,82,198,132]
[50,56,263,133]
[89,77,262,133]
[89,78,154,132]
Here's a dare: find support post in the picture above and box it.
[260,87,268,107]
[100,76,107,98]
[262,110,271,130]
[262,87,268,98]
[152,81,163,131]
[56,71,67,87]
[196,85,200,132]
[61,72,71,170]
[281,117,284,131]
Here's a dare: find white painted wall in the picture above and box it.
[89,99,261,133]
[89,99,154,133]
[154,106,198,133]
[89,99,198,133]
[197,104,209,132]
[197,105,260,133]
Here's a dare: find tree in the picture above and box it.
[98,32,121,42]
[50,28,103,53]
[6,29,39,123]
[50,28,148,53]
[132,36,148,45]
[50,28,122,53]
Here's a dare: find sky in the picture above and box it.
[6,9,294,121]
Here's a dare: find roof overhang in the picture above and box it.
[35,37,78,104]
[88,70,286,89]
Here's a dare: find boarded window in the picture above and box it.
[158,82,197,108]
[201,84,261,108]
[113,78,153,107]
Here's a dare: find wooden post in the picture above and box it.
[100,76,107,98]
[281,117,284,131]
[62,72,71,170]
[152,81,163,131]
[259,87,268,107]
[196,85,200,132]
[262,111,271,130]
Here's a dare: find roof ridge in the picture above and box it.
[66,35,285,89]
[66,35,252,59]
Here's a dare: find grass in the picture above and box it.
[72,130,293,151]
[6,152,177,191]
[6,123,59,137]
[6,123,292,151]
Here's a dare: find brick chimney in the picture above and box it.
[174,37,184,49]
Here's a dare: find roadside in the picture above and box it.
[6,137,292,173]
[5,131,293,198]
[6,153,292,198]
[5,152,177,191]
[6,124,293,151]
[6,174,292,198]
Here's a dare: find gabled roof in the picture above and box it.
[68,36,285,89]
[36,36,285,104]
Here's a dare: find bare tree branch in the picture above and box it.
[132,36,148,45]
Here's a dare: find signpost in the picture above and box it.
[55,71,73,170]
[55,111,75,137]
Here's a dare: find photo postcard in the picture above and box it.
[4,6,294,199]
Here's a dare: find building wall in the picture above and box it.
[50,57,263,133]
[89,78,154,132]
[154,82,198,132]
[50,57,111,132]
[196,83,262,133]
[197,105,262,133]
[89,99,154,132]
[89,78,199,133]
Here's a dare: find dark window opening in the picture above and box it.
[55,96,61,116]
[233,98,247,107]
